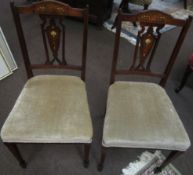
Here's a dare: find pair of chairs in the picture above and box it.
[0,0,192,173]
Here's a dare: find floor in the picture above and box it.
[0,0,193,174]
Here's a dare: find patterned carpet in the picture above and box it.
[121,151,181,175]
[104,0,193,45]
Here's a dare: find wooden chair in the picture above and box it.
[0,0,93,168]
[98,10,192,173]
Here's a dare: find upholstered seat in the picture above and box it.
[1,75,93,143]
[103,82,190,151]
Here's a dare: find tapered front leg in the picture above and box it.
[97,146,106,171]
[154,151,183,174]
[83,144,91,168]
[4,143,27,168]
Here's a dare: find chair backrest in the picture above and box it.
[110,10,192,87]
[10,0,89,81]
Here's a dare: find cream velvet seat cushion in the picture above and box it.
[1,75,93,143]
[103,82,190,151]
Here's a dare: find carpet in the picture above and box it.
[104,0,193,45]
[121,151,181,175]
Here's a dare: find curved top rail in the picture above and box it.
[15,0,87,17]
[119,9,190,26]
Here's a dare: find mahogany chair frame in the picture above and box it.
[98,10,192,172]
[4,0,91,168]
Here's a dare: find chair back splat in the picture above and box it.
[110,10,192,87]
[10,0,89,80]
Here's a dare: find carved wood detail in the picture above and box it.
[17,1,85,17]
[130,24,164,72]
[121,10,186,26]
[110,9,192,86]
[34,2,69,15]
[138,13,168,24]
[11,1,89,80]
[40,15,67,65]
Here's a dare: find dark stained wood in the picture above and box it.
[6,1,91,168]
[129,24,164,72]
[97,146,106,171]
[160,15,192,87]
[30,64,82,70]
[99,9,192,172]
[110,10,192,87]
[10,0,89,81]
[17,1,86,17]
[40,15,50,64]
[184,0,187,9]
[154,151,183,173]
[81,7,89,80]
[110,9,122,84]
[120,10,187,26]
[10,2,33,78]
[39,14,68,65]
[83,143,91,168]
[4,142,91,168]
[42,16,64,65]
[115,69,164,78]
[4,143,27,168]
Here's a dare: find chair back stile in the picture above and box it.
[110,10,192,87]
[10,0,89,81]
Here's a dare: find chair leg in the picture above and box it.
[97,146,106,171]
[154,151,183,174]
[112,0,130,29]
[184,0,187,9]
[4,143,27,168]
[119,0,129,12]
[175,65,192,93]
[144,4,149,10]
[83,143,91,168]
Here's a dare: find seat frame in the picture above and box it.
[3,0,91,168]
[98,10,192,172]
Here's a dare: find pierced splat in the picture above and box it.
[110,10,192,86]
[130,24,164,72]
[140,27,155,65]
[40,15,67,65]
[46,19,61,63]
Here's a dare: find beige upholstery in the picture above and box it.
[103,81,190,151]
[1,75,93,143]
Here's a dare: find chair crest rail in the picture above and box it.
[110,10,192,86]
[16,0,87,17]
